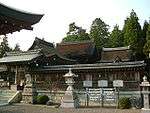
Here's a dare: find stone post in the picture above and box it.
[140,76,150,110]
[60,68,79,108]
[22,74,37,104]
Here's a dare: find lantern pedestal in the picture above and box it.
[61,85,78,108]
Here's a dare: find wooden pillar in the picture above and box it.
[14,66,18,84]
[34,74,37,82]
[86,74,92,81]
[137,71,140,81]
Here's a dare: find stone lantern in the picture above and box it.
[22,74,37,104]
[140,76,150,110]
[60,68,79,108]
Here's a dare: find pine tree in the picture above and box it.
[109,25,124,47]
[123,10,143,60]
[143,24,150,57]
[90,18,109,49]
[62,22,90,42]
[143,20,149,41]
[0,36,12,57]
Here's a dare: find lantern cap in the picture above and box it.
[63,68,78,77]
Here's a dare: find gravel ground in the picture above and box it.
[0,103,142,113]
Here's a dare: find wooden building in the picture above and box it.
[0,38,145,92]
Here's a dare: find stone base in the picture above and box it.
[60,92,76,108]
[22,84,37,104]
[10,85,17,91]
[60,90,79,108]
[61,99,75,108]
[141,108,150,113]
[141,108,150,110]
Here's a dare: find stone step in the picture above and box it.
[0,100,8,104]
[0,96,14,99]
[0,90,16,104]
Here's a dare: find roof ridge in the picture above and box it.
[28,37,54,50]
[44,60,145,68]
[6,49,41,56]
[102,46,130,51]
[35,37,54,47]
[58,40,94,45]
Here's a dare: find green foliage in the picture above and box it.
[90,18,109,49]
[143,20,149,41]
[118,97,131,109]
[36,95,49,104]
[146,24,150,41]
[62,22,90,42]
[63,33,90,42]
[141,21,149,58]
[0,36,12,57]
[123,10,143,60]
[143,25,150,57]
[109,25,124,47]
[143,24,150,57]
[143,37,150,58]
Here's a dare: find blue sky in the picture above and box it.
[0,0,150,50]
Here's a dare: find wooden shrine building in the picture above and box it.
[0,38,146,92]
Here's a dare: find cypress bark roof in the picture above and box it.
[28,37,55,55]
[56,40,98,63]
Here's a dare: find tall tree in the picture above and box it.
[109,25,124,47]
[141,21,149,56]
[143,20,149,41]
[0,36,12,57]
[62,22,90,42]
[90,18,109,49]
[123,10,143,60]
[143,24,150,57]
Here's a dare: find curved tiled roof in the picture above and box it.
[37,61,145,71]
[0,3,43,35]
[0,49,42,63]
[0,3,44,24]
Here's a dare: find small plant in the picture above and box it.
[36,95,49,104]
[118,97,131,109]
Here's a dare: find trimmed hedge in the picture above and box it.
[36,95,49,104]
[118,97,131,109]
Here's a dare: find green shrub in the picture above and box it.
[36,95,49,104]
[118,97,131,109]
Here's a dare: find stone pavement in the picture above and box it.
[0,103,142,113]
